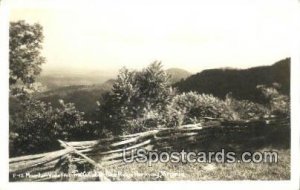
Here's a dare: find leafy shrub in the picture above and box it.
[224,93,269,120]
[9,98,85,157]
[97,61,174,135]
[257,83,290,116]
[166,92,270,127]
[166,92,235,126]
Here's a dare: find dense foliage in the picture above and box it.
[10,98,85,156]
[165,92,270,127]
[257,83,290,116]
[166,92,233,126]
[97,62,174,135]
[9,21,86,157]
[9,21,45,94]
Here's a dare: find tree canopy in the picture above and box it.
[98,61,174,135]
[9,20,45,95]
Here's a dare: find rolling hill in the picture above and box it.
[174,58,290,103]
[37,79,115,120]
[165,68,191,83]
[37,70,116,91]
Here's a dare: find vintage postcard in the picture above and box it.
[1,0,299,189]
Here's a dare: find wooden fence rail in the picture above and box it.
[9,117,289,181]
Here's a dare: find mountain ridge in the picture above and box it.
[173,58,290,103]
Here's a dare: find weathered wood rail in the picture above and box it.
[9,117,289,181]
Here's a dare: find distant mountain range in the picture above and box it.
[37,79,115,120]
[36,75,113,91]
[174,58,290,103]
[166,68,191,83]
[38,68,190,91]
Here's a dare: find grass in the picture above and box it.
[104,148,290,181]
[11,123,290,182]
[101,124,291,181]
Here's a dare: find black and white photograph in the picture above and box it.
[0,0,299,189]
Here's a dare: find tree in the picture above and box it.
[98,61,174,135]
[9,20,45,95]
[9,21,87,156]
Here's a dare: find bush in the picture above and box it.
[166,92,270,127]
[97,61,174,135]
[166,92,235,126]
[257,83,290,116]
[9,98,85,157]
[224,93,269,120]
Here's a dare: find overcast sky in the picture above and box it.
[8,0,295,74]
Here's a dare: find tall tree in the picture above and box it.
[9,21,86,156]
[9,20,45,95]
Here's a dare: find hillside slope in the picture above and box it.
[166,68,191,83]
[37,80,115,119]
[174,58,290,102]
